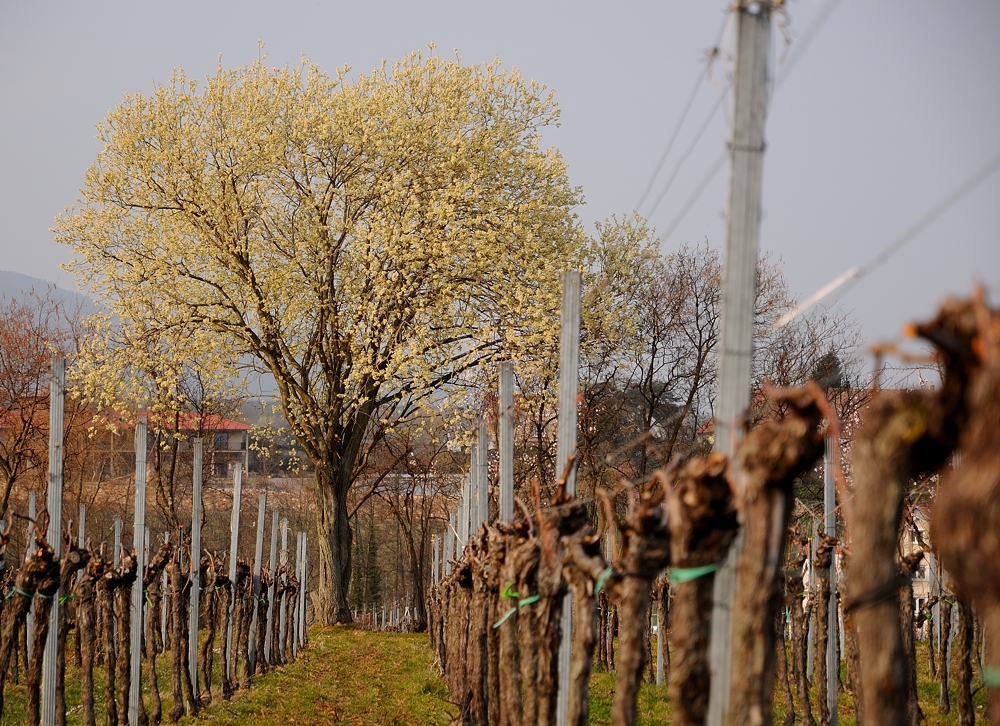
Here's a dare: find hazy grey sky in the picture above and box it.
[2,0,998,356]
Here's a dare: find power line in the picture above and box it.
[636,70,709,214]
[654,0,843,238]
[775,0,845,89]
[660,149,726,244]
[645,84,731,220]
[636,16,731,214]
[773,148,1000,329]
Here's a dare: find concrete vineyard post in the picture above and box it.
[188,438,204,702]
[128,415,149,724]
[555,270,581,726]
[41,358,66,726]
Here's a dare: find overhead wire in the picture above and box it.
[773,148,1000,329]
[655,0,844,243]
[645,84,731,220]
[636,15,731,215]
[635,70,711,214]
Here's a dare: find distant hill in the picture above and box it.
[0,270,96,313]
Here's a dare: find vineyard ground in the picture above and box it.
[3,627,988,724]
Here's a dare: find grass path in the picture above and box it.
[1,627,989,724]
[180,627,453,725]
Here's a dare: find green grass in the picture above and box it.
[1,629,990,724]
[179,627,453,725]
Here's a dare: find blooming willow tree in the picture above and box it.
[56,50,584,623]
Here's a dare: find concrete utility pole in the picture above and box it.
[555,270,582,726]
[707,2,772,725]
[498,361,515,522]
[41,358,66,726]
[128,415,149,724]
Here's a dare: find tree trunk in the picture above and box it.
[847,390,956,726]
[603,477,671,726]
[167,560,185,722]
[726,386,826,726]
[55,539,89,726]
[142,540,173,725]
[255,570,271,675]
[446,563,472,723]
[267,571,284,668]
[284,573,299,665]
[607,603,616,672]
[775,609,794,726]
[199,567,220,704]
[485,529,503,726]
[236,560,252,690]
[664,451,738,726]
[926,295,1000,725]
[0,526,59,722]
[813,534,835,726]
[655,580,670,685]
[939,597,952,714]
[113,551,138,726]
[146,590,163,725]
[516,549,539,726]
[216,575,234,701]
[898,553,922,726]
[314,466,354,626]
[77,557,104,726]
[101,580,118,726]
[533,498,579,726]
[466,541,491,726]
[955,599,974,726]
[562,523,607,726]
[786,538,815,726]
[497,524,535,726]
[27,553,62,726]
[176,566,199,714]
